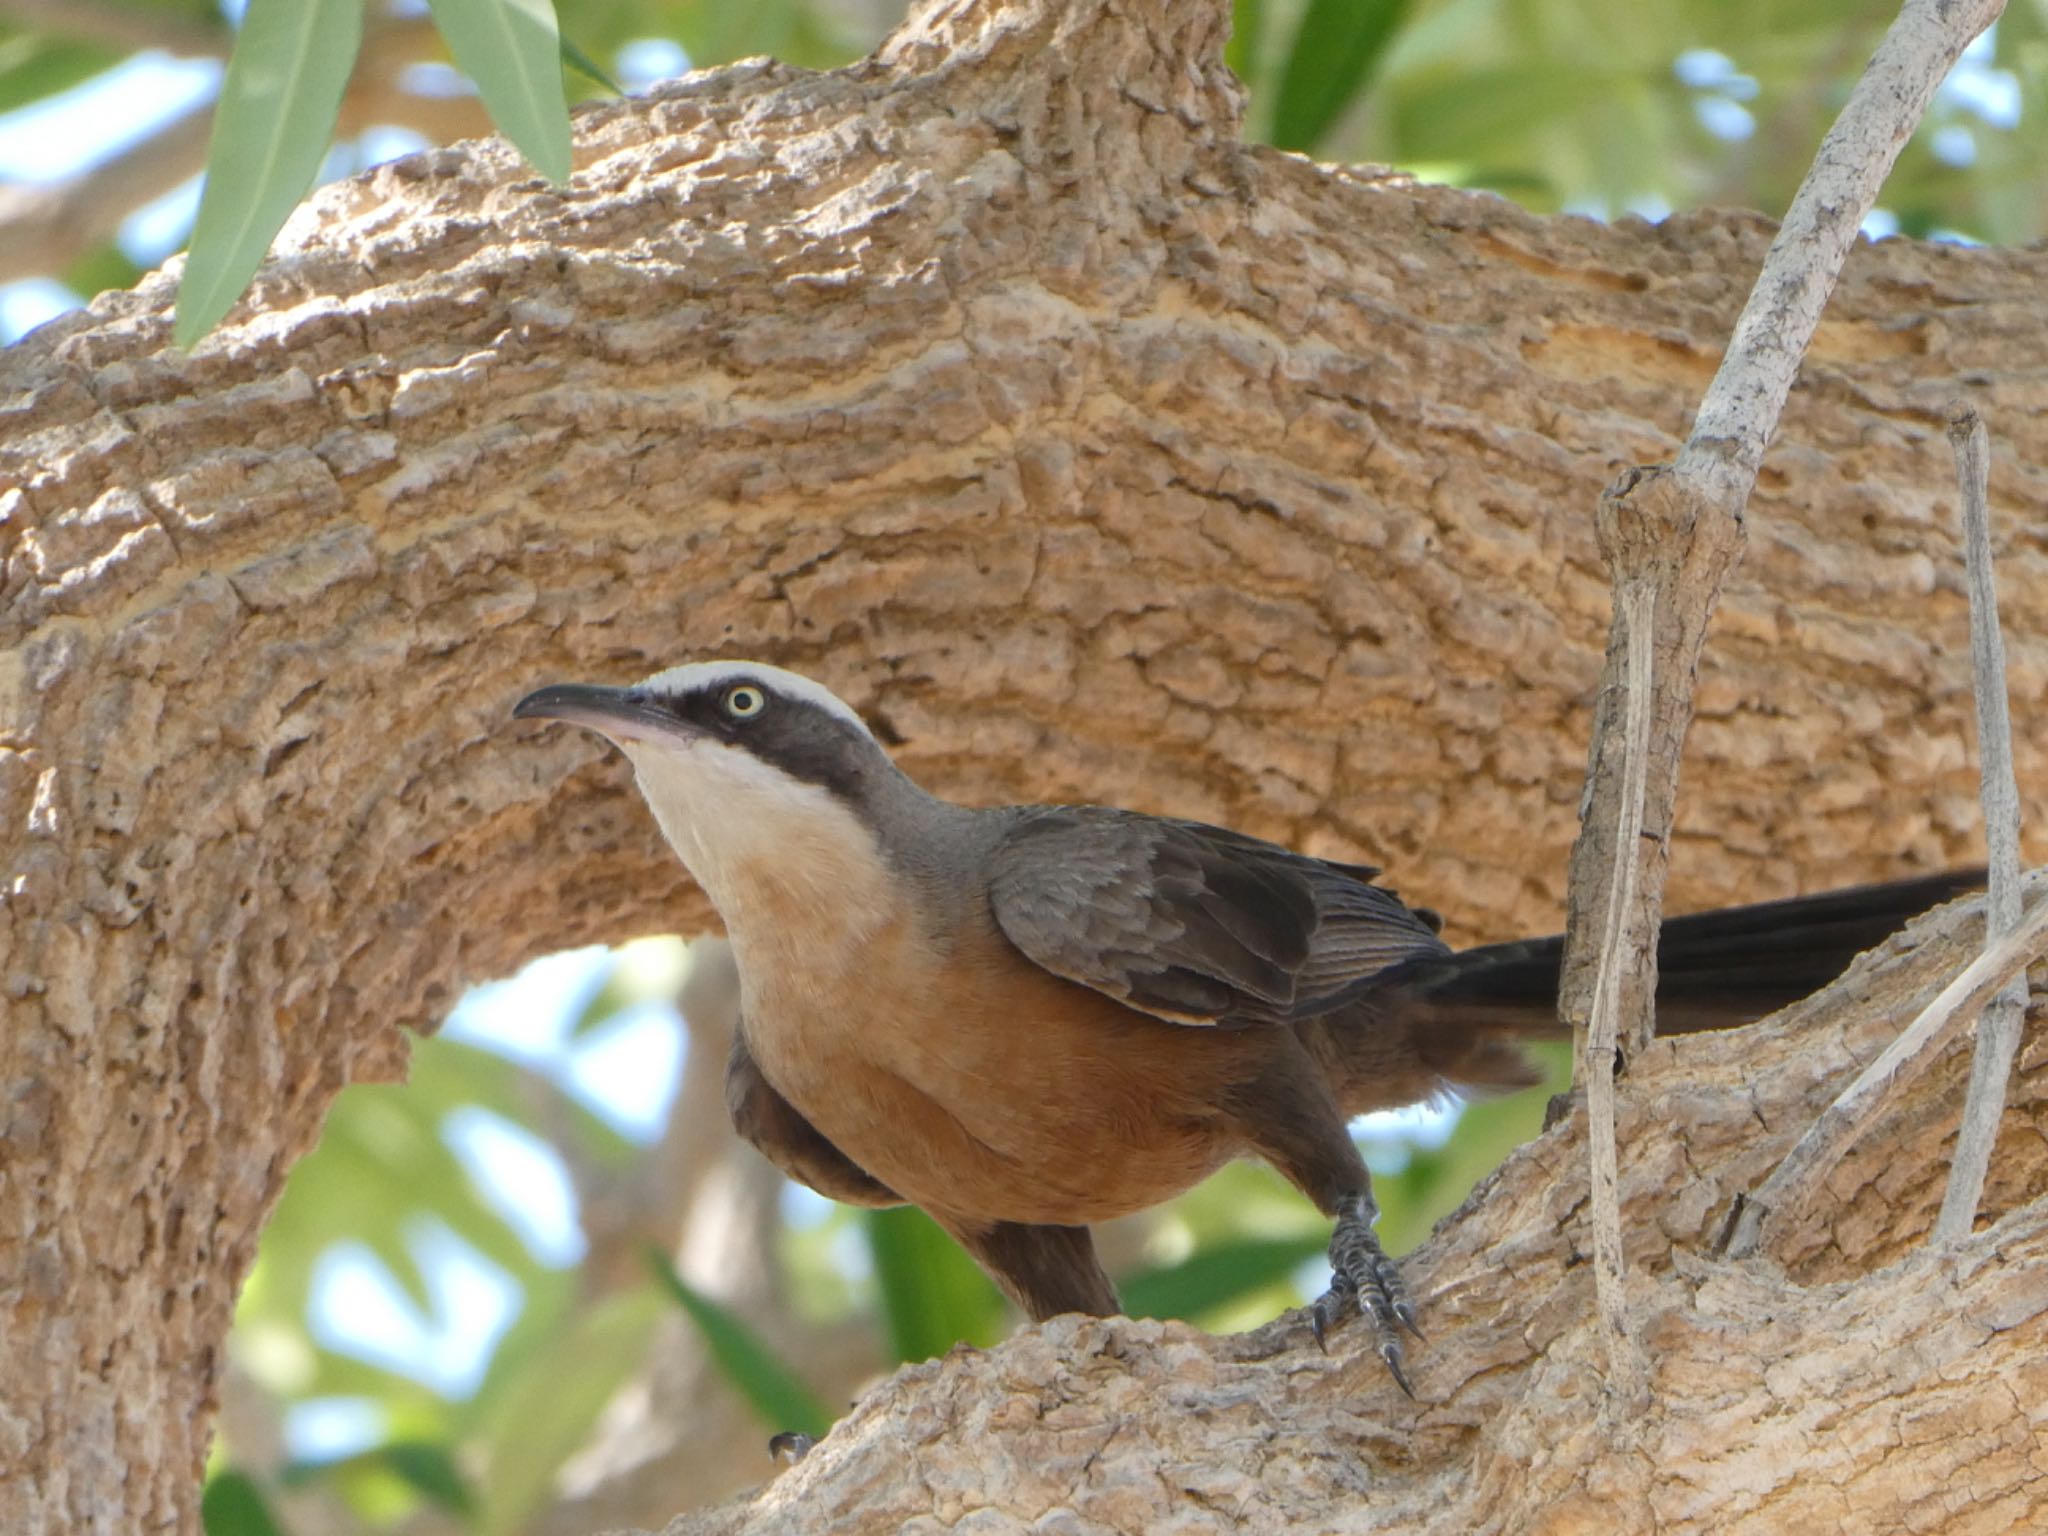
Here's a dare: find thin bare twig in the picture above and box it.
[0,103,214,287]
[1722,883,2048,1260]
[1560,0,2005,1397]
[1934,407,2026,1243]
[1582,583,1654,1408]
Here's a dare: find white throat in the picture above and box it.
[622,737,899,971]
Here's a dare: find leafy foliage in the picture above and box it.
[1269,0,1410,152]
[202,1472,288,1536]
[225,956,671,1533]
[5,0,2045,347]
[863,1207,1007,1363]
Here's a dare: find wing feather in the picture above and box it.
[985,806,1449,1027]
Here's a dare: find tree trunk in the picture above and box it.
[1,0,2043,1530]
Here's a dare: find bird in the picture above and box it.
[513,659,1975,1393]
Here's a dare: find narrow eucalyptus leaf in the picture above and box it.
[425,0,573,182]
[201,1471,287,1536]
[1271,0,1410,152]
[559,33,621,95]
[174,0,363,345]
[646,1246,831,1439]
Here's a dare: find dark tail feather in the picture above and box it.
[1377,870,1982,1037]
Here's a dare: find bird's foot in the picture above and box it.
[1310,1192,1422,1396]
[768,1431,816,1465]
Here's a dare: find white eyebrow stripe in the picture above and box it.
[636,660,874,736]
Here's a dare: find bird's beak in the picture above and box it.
[513,683,690,746]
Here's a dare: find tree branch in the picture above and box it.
[0,0,227,58]
[1580,581,1654,1412]
[1934,406,2027,1242]
[661,887,2045,1533]
[1559,0,2005,1399]
[1721,873,2048,1260]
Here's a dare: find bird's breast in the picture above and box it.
[733,909,1261,1226]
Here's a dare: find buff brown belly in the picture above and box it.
[740,934,1272,1227]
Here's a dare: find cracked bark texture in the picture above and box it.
[2,0,2046,1530]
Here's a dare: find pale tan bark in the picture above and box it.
[2,0,2046,1531]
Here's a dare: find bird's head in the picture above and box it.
[513,661,915,919]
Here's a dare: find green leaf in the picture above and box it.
[1120,1235,1329,1321]
[282,1438,472,1514]
[0,33,117,114]
[567,936,688,1040]
[1225,0,1261,85]
[565,968,633,1042]
[645,1246,831,1440]
[424,0,572,182]
[201,1471,287,1536]
[863,1207,1004,1364]
[1388,63,1609,163]
[379,1441,475,1514]
[63,242,148,304]
[1270,0,1411,152]
[175,0,362,345]
[470,1286,662,1534]
[559,32,620,95]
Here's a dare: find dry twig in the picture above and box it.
[1722,879,2048,1259]
[1560,0,2006,1396]
[1933,407,2027,1243]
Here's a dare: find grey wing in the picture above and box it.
[984,806,1451,1027]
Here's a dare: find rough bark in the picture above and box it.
[3,0,2046,1531]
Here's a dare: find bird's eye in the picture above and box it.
[723,685,767,719]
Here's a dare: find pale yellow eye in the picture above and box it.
[723,685,766,719]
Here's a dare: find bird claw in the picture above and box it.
[768,1431,816,1465]
[1309,1193,1419,1396]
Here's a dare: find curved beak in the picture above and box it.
[513,683,691,746]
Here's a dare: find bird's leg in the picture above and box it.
[1223,1035,1423,1393]
[1312,1186,1422,1395]
[936,1215,1119,1321]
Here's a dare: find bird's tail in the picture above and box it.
[1358,871,1981,1096]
